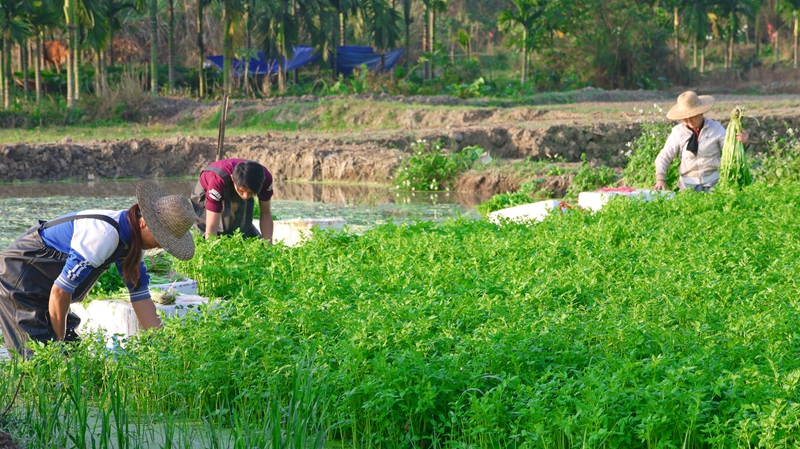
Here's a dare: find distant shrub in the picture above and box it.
[752,127,800,184]
[622,121,678,189]
[565,154,618,198]
[394,141,482,191]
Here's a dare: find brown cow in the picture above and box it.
[44,41,68,74]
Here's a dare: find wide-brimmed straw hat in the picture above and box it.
[136,181,195,260]
[666,91,715,120]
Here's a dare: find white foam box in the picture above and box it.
[0,347,8,362]
[255,218,347,247]
[149,278,198,295]
[70,294,209,342]
[578,188,675,212]
[488,200,564,224]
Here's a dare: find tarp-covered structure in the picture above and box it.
[206,45,404,76]
[333,46,404,75]
[206,46,319,76]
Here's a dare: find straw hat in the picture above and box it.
[666,91,715,120]
[136,181,195,260]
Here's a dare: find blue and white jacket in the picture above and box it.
[40,210,151,302]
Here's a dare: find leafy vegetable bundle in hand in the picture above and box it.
[717,107,753,189]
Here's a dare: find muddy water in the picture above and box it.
[0,179,482,250]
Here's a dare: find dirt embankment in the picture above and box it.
[3,93,800,196]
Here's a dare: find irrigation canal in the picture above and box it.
[0,179,482,250]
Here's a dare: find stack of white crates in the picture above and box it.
[578,188,675,212]
[255,217,347,246]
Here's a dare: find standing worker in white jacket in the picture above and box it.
[653,91,749,192]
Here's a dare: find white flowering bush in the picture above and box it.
[622,121,679,189]
[752,127,800,184]
[393,140,482,191]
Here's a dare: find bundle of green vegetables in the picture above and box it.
[717,106,753,190]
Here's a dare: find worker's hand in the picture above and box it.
[736,129,749,144]
[653,180,666,190]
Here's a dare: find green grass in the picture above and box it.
[5,181,800,447]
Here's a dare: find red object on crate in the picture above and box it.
[595,186,637,193]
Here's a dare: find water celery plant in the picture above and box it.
[717,106,753,190]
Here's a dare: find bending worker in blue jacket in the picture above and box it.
[0,181,196,358]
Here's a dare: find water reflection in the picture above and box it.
[0,179,492,206]
[0,179,484,250]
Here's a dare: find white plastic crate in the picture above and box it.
[488,200,567,224]
[255,218,347,247]
[578,188,675,212]
[149,278,198,295]
[70,294,209,344]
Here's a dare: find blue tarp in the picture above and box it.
[334,46,404,76]
[207,45,404,77]
[206,46,319,76]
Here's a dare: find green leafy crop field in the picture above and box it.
[4,182,800,448]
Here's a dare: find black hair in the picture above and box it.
[123,204,143,287]
[232,161,265,194]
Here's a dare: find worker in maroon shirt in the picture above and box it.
[190,158,274,242]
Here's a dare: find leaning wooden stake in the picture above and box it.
[215,93,230,161]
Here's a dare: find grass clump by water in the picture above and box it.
[393,140,482,191]
[5,182,800,447]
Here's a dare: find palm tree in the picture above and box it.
[498,0,549,85]
[420,0,446,80]
[0,0,32,108]
[779,0,800,67]
[27,0,61,104]
[257,0,299,94]
[684,0,714,72]
[197,0,210,97]
[402,0,411,74]
[330,0,360,77]
[167,0,175,91]
[715,0,757,69]
[220,0,246,97]
[150,0,158,93]
[364,0,401,71]
[133,0,158,94]
[105,0,135,68]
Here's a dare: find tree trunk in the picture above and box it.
[755,13,760,57]
[197,0,205,97]
[775,20,780,64]
[109,24,116,68]
[521,28,527,85]
[693,38,697,68]
[35,34,42,104]
[223,7,232,96]
[244,0,251,96]
[728,19,734,69]
[422,7,429,80]
[404,0,411,76]
[23,42,29,97]
[168,0,175,91]
[150,0,159,94]
[701,42,706,73]
[674,6,679,71]
[74,26,81,101]
[333,12,340,78]
[93,49,101,95]
[340,12,346,45]
[67,26,74,108]
[100,47,107,94]
[430,9,436,79]
[794,11,798,69]
[2,31,9,109]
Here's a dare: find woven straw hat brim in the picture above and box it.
[136,181,195,261]
[666,95,715,120]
